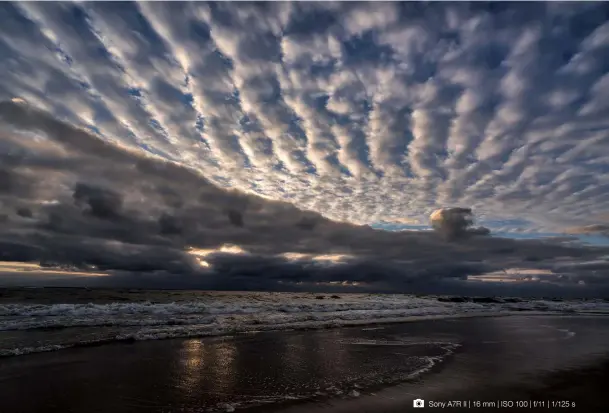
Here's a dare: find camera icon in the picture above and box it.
[413,398,425,408]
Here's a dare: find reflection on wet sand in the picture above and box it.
[176,338,239,401]
[176,339,207,394]
[211,340,238,393]
[1,316,609,413]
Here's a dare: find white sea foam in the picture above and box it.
[201,341,459,412]
[1,294,608,357]
[0,344,69,356]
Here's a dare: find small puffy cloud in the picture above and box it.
[430,207,490,241]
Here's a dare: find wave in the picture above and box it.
[1,295,608,357]
[201,340,461,412]
[0,295,494,331]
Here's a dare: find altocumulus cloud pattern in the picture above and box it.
[2,2,609,233]
[3,2,609,295]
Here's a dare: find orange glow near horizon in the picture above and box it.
[187,244,249,258]
[467,267,556,283]
[0,261,109,277]
[186,245,354,270]
[187,244,249,269]
[281,252,354,263]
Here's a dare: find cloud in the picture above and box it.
[73,183,124,221]
[226,209,244,228]
[0,5,605,227]
[0,102,607,296]
[2,3,609,295]
[16,207,33,218]
[430,207,490,240]
[566,224,609,237]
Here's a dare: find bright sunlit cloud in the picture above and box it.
[188,245,250,258]
[0,261,108,277]
[2,2,609,296]
[468,268,559,284]
[282,253,354,263]
[1,2,609,234]
[188,245,250,268]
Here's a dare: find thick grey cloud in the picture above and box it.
[1,101,609,296]
[2,2,609,295]
[73,183,124,221]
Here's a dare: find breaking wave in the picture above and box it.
[1,294,608,357]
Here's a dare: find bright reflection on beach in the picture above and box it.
[178,339,207,391]
[177,337,239,397]
[182,339,206,370]
[209,340,238,393]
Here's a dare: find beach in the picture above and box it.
[1,313,609,413]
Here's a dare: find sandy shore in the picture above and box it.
[1,315,608,413]
[270,357,609,413]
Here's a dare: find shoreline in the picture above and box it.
[2,315,609,413]
[266,356,609,413]
[1,311,601,358]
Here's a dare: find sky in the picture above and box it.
[1,2,609,296]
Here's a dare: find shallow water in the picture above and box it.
[2,288,608,357]
[277,316,609,413]
[1,315,609,413]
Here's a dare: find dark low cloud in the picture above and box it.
[226,209,244,228]
[158,212,183,235]
[15,206,32,218]
[201,252,491,285]
[73,183,124,221]
[0,101,609,296]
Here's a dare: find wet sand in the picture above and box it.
[274,358,609,413]
[1,315,609,413]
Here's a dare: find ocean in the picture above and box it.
[1,288,609,412]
